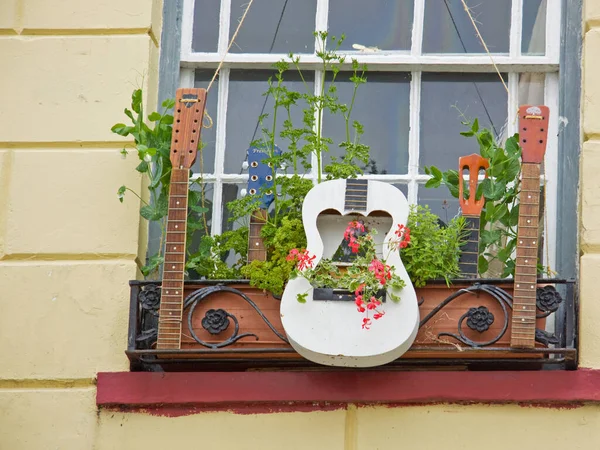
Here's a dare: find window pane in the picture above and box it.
[328,0,413,51]
[522,0,546,55]
[222,183,246,231]
[423,0,511,53]
[323,72,411,175]
[420,73,508,173]
[193,70,218,174]
[229,0,316,54]
[519,73,545,106]
[417,185,460,225]
[225,69,314,174]
[192,0,220,52]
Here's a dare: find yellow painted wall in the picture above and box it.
[1,1,600,449]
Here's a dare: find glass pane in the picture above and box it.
[225,69,314,174]
[423,0,511,53]
[522,0,546,55]
[222,183,247,231]
[229,0,316,53]
[323,72,411,175]
[193,70,218,174]
[519,73,545,107]
[392,184,409,198]
[328,0,413,51]
[420,73,508,173]
[417,185,460,225]
[192,0,220,52]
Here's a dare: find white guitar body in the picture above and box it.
[280,179,420,367]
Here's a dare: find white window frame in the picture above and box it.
[177,0,562,271]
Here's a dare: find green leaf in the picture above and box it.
[425,178,441,188]
[296,292,308,303]
[117,185,126,203]
[430,166,442,180]
[141,254,164,277]
[478,255,489,275]
[505,134,520,156]
[135,161,149,173]
[162,115,174,125]
[190,205,209,214]
[162,98,176,109]
[111,123,132,136]
[471,118,479,133]
[124,108,135,122]
[132,89,142,114]
[481,229,502,246]
[508,204,520,227]
[148,112,161,121]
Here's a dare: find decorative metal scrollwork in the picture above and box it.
[184,285,289,349]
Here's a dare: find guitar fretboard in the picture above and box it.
[156,168,189,349]
[458,216,480,278]
[345,179,368,212]
[248,209,268,262]
[510,163,541,348]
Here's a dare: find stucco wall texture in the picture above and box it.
[1,1,599,449]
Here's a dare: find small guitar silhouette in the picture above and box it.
[280,179,419,367]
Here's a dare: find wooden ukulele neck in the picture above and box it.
[458,154,489,278]
[248,209,269,263]
[156,88,207,350]
[509,105,549,348]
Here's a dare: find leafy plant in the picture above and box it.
[423,119,544,278]
[402,205,467,287]
[112,89,210,278]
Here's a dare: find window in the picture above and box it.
[160,0,561,272]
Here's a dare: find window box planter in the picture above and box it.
[126,277,576,371]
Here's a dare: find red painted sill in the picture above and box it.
[97,369,600,410]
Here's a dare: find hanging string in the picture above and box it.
[459,0,509,95]
[201,0,255,130]
[207,0,255,93]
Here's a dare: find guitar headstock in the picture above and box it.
[170,88,207,169]
[246,145,281,209]
[519,105,550,164]
[458,153,489,216]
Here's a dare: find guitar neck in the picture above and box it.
[156,168,190,349]
[248,209,268,262]
[510,163,541,348]
[458,216,480,278]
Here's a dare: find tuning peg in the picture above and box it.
[241,161,249,170]
[240,188,247,198]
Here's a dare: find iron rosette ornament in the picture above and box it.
[201,308,230,335]
[466,306,495,332]
[536,285,563,313]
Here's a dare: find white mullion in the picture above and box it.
[315,0,329,34]
[509,0,523,60]
[407,71,421,206]
[543,72,559,273]
[180,0,195,61]
[546,0,561,63]
[210,68,230,236]
[411,0,425,57]
[506,72,519,139]
[218,0,232,55]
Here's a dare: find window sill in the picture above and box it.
[97,369,600,413]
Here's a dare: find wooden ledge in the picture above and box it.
[97,369,600,411]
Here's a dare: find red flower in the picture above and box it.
[373,311,385,320]
[394,224,411,250]
[348,239,360,253]
[297,250,316,270]
[355,284,365,296]
[362,317,371,330]
[286,248,299,261]
[367,302,377,310]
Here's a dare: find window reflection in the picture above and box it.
[229,0,316,53]
[225,70,314,174]
[328,0,413,51]
[522,0,547,55]
[417,185,460,225]
[192,0,220,52]
[323,72,411,175]
[420,73,508,173]
[194,70,219,174]
[423,0,511,53]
